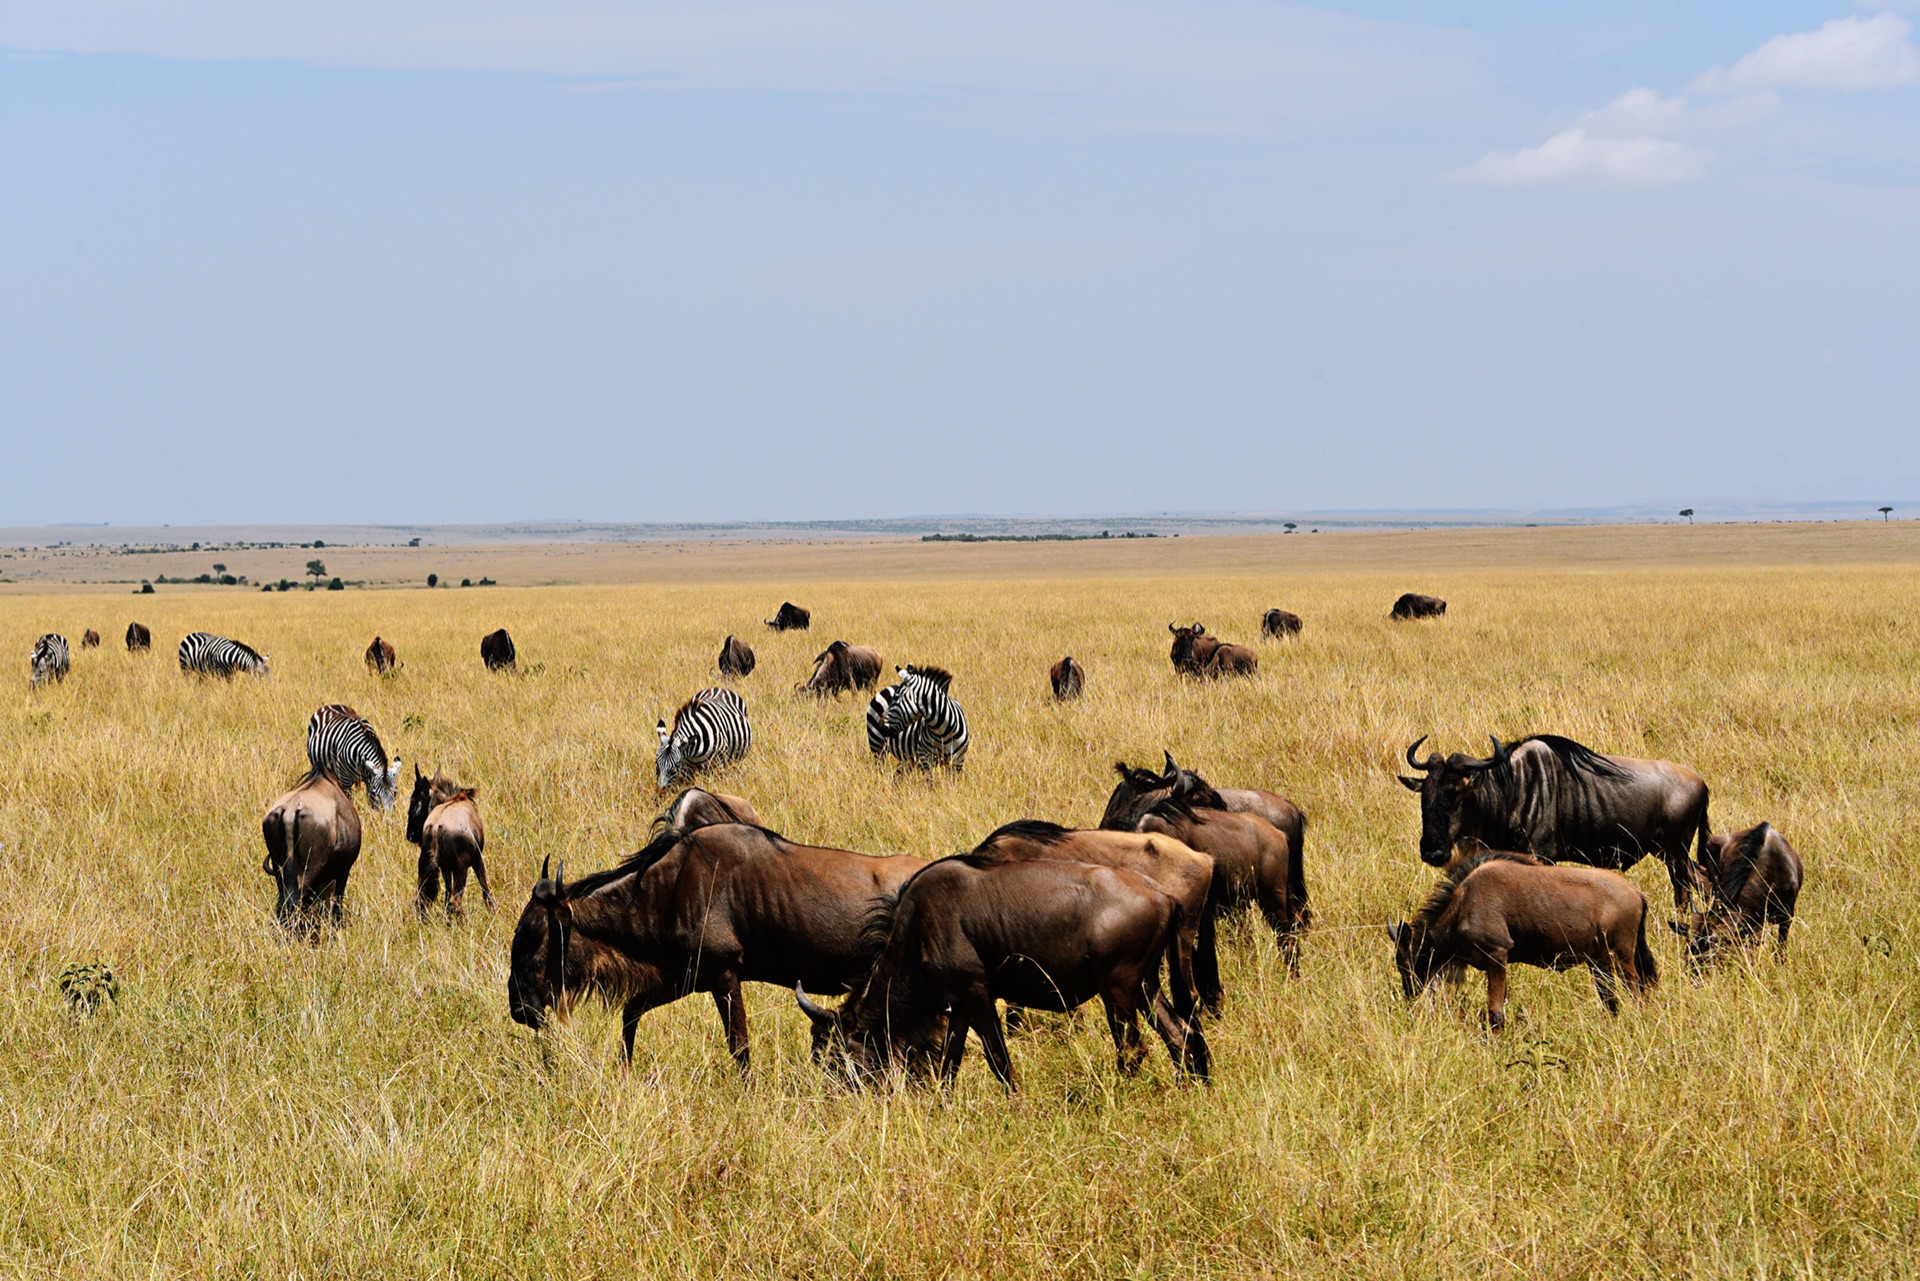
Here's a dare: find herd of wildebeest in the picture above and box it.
[24,588,1804,1089]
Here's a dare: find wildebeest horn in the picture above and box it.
[554,860,566,893]
[1162,749,1179,775]
[1488,735,1511,768]
[1405,736,1437,770]
[794,983,834,1026]
[540,854,551,881]
[1168,622,1179,634]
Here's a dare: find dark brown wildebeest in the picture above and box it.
[765,601,811,631]
[1167,622,1257,678]
[1399,734,1711,908]
[80,629,101,649]
[1259,609,1302,639]
[1390,593,1447,620]
[1672,822,1803,963]
[406,767,493,921]
[365,635,397,674]
[795,853,1208,1090]
[798,640,883,696]
[125,622,151,652]
[1389,844,1657,1030]
[261,769,363,929]
[480,628,516,672]
[652,787,763,835]
[506,824,923,1074]
[1132,796,1306,981]
[718,634,756,678]
[967,820,1215,1021]
[1049,655,1085,701]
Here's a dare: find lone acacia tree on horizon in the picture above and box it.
[305,558,327,585]
[1880,506,1894,521]
[1679,508,1694,524]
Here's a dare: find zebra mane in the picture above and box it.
[908,665,953,690]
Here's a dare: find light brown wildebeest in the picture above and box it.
[261,769,363,929]
[798,640,883,696]
[365,635,398,673]
[1390,592,1446,620]
[1167,622,1256,677]
[1259,609,1302,639]
[653,787,764,835]
[480,628,516,671]
[406,767,493,921]
[80,629,101,649]
[1672,821,1803,963]
[765,601,811,631]
[125,622,151,651]
[1049,655,1085,701]
[718,634,756,678]
[1388,845,1656,1031]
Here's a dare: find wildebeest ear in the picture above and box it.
[1397,775,1423,792]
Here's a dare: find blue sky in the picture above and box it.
[2,2,1916,524]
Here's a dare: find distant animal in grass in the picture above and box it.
[1260,609,1302,639]
[765,601,811,631]
[364,635,398,674]
[125,622,151,652]
[1049,655,1085,701]
[718,634,756,678]
[1671,821,1803,964]
[799,640,882,696]
[80,629,101,649]
[1167,622,1257,677]
[1390,593,1446,620]
[480,628,516,672]
[406,767,493,922]
[30,634,70,689]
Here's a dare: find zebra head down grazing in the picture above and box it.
[866,665,968,770]
[30,634,70,690]
[306,704,402,812]
[178,631,270,679]
[656,687,752,789]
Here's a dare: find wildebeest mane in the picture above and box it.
[1142,794,1201,826]
[1517,734,1632,782]
[972,819,1073,852]
[1412,845,1539,926]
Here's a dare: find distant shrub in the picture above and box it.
[327,578,344,591]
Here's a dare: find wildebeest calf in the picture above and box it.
[80,629,101,649]
[1260,609,1302,639]
[365,635,397,673]
[1674,821,1803,963]
[406,767,493,921]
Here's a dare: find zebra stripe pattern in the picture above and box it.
[30,634,70,690]
[178,631,269,678]
[306,703,402,812]
[656,687,752,788]
[867,665,968,769]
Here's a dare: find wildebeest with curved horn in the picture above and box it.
[261,768,363,929]
[506,824,924,1074]
[652,787,764,836]
[1389,845,1656,1031]
[796,852,1208,1090]
[798,640,883,697]
[406,767,493,921]
[1260,609,1302,639]
[365,635,397,674]
[480,628,516,672]
[1399,733,1711,907]
[1049,655,1085,701]
[1168,623,1257,678]
[1390,593,1446,620]
[765,601,811,631]
[125,621,151,652]
[1134,795,1306,979]
[1672,821,1803,963]
[717,634,756,678]
[80,628,101,649]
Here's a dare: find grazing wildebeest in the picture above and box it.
[1399,734,1712,907]
[365,635,397,674]
[798,640,883,697]
[480,628,516,672]
[1390,593,1447,620]
[506,824,924,1074]
[30,634,70,689]
[1259,609,1302,639]
[1048,655,1085,701]
[1167,623,1257,678]
[653,788,764,835]
[1672,822,1803,963]
[765,601,811,631]
[80,629,101,649]
[1133,796,1306,981]
[405,767,492,921]
[1388,845,1656,1030]
[718,634,756,678]
[795,854,1207,1090]
[126,622,152,652]
[261,769,363,928]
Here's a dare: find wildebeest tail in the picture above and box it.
[1634,896,1659,992]
[1162,900,1197,1025]
[1287,815,1311,930]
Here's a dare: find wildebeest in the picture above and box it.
[1388,845,1657,1030]
[1134,796,1306,981]
[365,635,398,674]
[1260,609,1303,639]
[1672,822,1803,962]
[80,629,101,649]
[480,628,516,672]
[1168,623,1257,678]
[261,769,363,928]
[1048,655,1085,701]
[718,634,756,678]
[1399,734,1711,907]
[652,788,764,835]
[126,621,152,651]
[506,824,924,1074]
[30,634,70,689]
[795,853,1208,1090]
[405,767,493,921]
[1390,593,1447,620]
[765,601,811,631]
[798,640,883,697]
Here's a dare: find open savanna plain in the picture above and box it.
[3,524,1919,1279]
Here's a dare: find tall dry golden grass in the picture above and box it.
[3,536,1919,1277]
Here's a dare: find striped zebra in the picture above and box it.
[866,665,969,770]
[30,634,70,690]
[178,631,269,679]
[306,703,402,812]
[656,688,751,788]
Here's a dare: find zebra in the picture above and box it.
[866,665,968,770]
[178,631,269,679]
[656,688,751,789]
[306,703,402,812]
[30,634,70,689]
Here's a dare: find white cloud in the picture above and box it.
[1693,13,1920,93]
[1452,124,1707,188]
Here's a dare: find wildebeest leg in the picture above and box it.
[1004,1004,1028,1034]
[1255,876,1300,976]
[1195,908,1224,1016]
[1663,852,1694,911]
[414,846,441,921]
[1590,962,1622,1015]
[1144,990,1207,1079]
[445,860,469,923]
[620,990,673,1068]
[1483,958,1509,1032]
[471,849,497,911]
[966,990,1017,1090]
[937,1011,970,1085]
[712,979,751,1077]
[1100,994,1148,1076]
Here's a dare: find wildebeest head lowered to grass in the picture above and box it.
[1399,734,1711,907]
[765,601,811,631]
[1672,821,1804,964]
[1390,593,1446,620]
[798,640,882,696]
